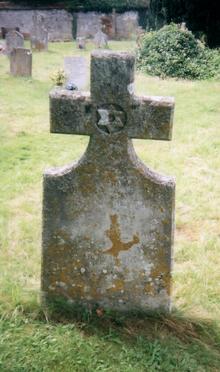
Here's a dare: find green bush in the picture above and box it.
[137,24,220,80]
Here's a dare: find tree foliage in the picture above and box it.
[4,0,149,11]
[148,0,220,48]
[137,24,220,80]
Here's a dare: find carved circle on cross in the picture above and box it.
[96,104,126,135]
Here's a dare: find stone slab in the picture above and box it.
[64,56,88,90]
[10,47,32,77]
[42,51,175,313]
[5,30,24,54]
[31,12,48,51]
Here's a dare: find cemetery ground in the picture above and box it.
[0,41,220,371]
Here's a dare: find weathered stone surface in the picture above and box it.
[31,12,48,52]
[0,10,73,42]
[76,11,140,40]
[1,26,20,39]
[10,47,32,77]
[5,30,24,54]
[42,51,175,313]
[94,30,108,49]
[64,56,88,91]
[76,36,86,49]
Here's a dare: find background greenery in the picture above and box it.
[137,24,220,79]
[0,40,220,370]
[148,0,220,48]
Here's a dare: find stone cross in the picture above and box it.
[10,48,32,77]
[5,30,24,55]
[42,51,175,313]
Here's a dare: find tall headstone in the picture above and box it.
[42,51,175,313]
[94,30,108,49]
[31,12,48,51]
[5,30,24,55]
[64,56,88,90]
[10,48,32,77]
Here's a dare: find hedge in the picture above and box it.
[3,0,150,11]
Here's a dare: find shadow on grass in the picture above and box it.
[2,298,220,370]
[36,299,220,352]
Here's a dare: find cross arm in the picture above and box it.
[49,87,95,136]
[127,95,175,140]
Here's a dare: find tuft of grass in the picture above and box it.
[0,40,220,371]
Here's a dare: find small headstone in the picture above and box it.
[10,48,32,77]
[42,51,175,313]
[94,30,108,49]
[76,37,86,49]
[1,27,20,39]
[31,12,48,51]
[5,30,24,55]
[64,56,88,90]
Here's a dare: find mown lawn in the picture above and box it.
[0,41,220,371]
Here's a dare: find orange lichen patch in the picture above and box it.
[104,214,139,265]
[107,278,125,292]
[150,248,171,296]
[151,266,171,294]
[145,282,156,296]
[76,163,99,194]
[103,170,117,185]
[145,242,172,296]
[71,283,85,298]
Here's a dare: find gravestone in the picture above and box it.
[5,30,24,54]
[10,48,32,77]
[1,27,20,39]
[42,51,175,313]
[64,56,88,90]
[94,30,108,49]
[76,37,86,49]
[31,12,48,51]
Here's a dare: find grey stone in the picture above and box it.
[64,56,88,91]
[5,30,24,54]
[31,12,48,51]
[94,30,108,49]
[0,10,73,42]
[42,51,175,313]
[10,48,32,77]
[76,37,86,49]
[1,27,20,39]
[76,11,140,40]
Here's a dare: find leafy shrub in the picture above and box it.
[50,69,66,86]
[137,24,220,80]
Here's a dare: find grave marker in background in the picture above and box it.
[64,56,88,90]
[1,27,20,39]
[31,12,48,51]
[94,30,108,49]
[42,51,175,313]
[10,48,32,77]
[5,30,24,54]
[76,37,86,49]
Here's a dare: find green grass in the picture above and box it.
[0,41,220,371]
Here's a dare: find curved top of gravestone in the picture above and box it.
[5,30,24,54]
